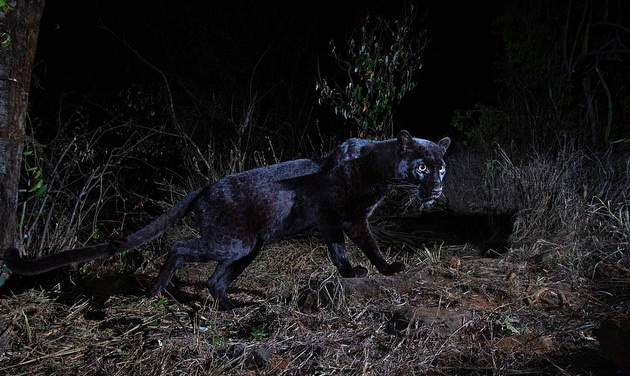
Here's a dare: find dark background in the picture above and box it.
[25,0,629,205]
[30,0,503,142]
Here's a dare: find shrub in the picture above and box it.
[316,10,427,139]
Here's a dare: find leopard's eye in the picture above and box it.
[417,163,427,173]
[439,165,446,174]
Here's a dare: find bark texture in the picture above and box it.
[0,0,45,252]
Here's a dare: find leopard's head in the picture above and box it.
[394,130,451,205]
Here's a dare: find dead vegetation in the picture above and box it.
[446,141,629,272]
[1,131,628,375]
[1,234,628,375]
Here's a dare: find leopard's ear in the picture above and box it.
[437,137,451,154]
[397,130,414,153]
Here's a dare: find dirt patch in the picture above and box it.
[0,237,628,375]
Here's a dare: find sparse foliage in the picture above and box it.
[451,103,504,148]
[460,0,630,148]
[316,10,427,139]
[17,123,142,257]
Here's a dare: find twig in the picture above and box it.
[98,24,210,171]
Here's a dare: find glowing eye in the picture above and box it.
[439,165,446,174]
[417,163,427,173]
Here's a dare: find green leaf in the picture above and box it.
[156,297,169,307]
[0,33,10,48]
[28,179,44,193]
[36,184,48,198]
[250,327,266,341]
[23,151,34,156]
[213,337,226,345]
[90,230,100,240]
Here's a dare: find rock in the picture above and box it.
[246,345,273,369]
[340,266,429,300]
[385,306,473,337]
[297,267,431,311]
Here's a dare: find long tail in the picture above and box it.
[3,187,205,275]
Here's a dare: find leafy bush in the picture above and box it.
[316,10,427,139]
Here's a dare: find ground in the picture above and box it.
[0,236,628,375]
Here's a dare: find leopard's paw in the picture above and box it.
[382,261,405,275]
[340,265,368,278]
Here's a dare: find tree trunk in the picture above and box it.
[0,0,46,254]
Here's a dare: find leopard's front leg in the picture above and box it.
[317,213,368,278]
[343,217,405,275]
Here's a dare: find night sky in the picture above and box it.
[31,0,505,142]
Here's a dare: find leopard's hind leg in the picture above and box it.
[206,238,263,310]
[147,238,218,296]
[147,235,264,310]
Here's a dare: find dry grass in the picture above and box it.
[2,138,628,375]
[445,141,629,272]
[1,234,627,375]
